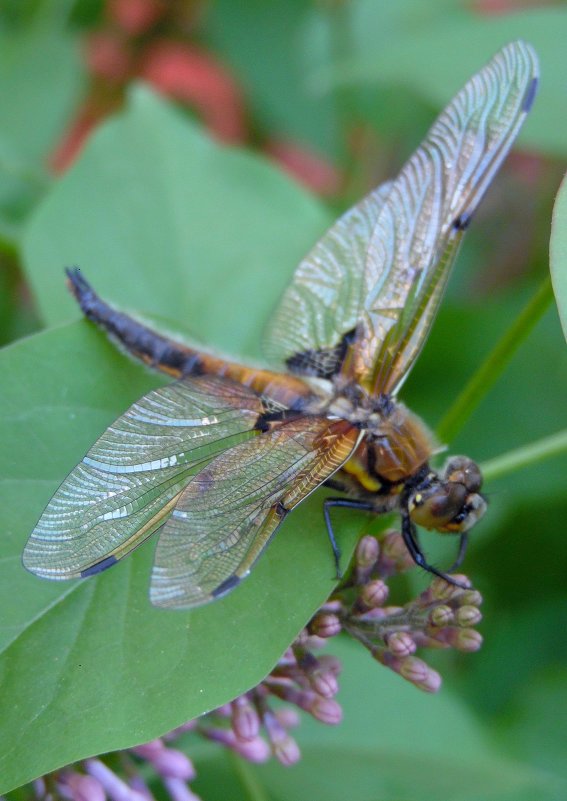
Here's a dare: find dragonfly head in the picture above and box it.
[407,456,487,535]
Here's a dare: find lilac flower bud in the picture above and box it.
[58,771,106,801]
[233,736,271,763]
[454,628,483,652]
[379,530,414,573]
[231,697,260,742]
[310,697,342,725]
[310,613,341,638]
[273,735,301,766]
[360,580,389,609]
[276,708,301,729]
[204,727,270,763]
[386,631,416,658]
[310,669,339,698]
[356,535,380,568]
[429,605,454,627]
[84,759,145,801]
[455,605,482,627]
[151,749,196,781]
[317,654,342,676]
[399,657,441,693]
[262,709,301,765]
[459,589,483,607]
[132,740,164,760]
[162,777,202,801]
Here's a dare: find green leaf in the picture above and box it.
[550,171,567,342]
[23,86,330,359]
[0,324,367,792]
[0,17,84,243]
[318,6,567,159]
[192,639,566,801]
[0,94,363,791]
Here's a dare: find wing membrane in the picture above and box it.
[264,183,392,376]
[150,418,360,608]
[23,377,265,579]
[349,40,538,393]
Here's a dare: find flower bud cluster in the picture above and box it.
[309,530,483,693]
[200,633,342,766]
[27,530,482,798]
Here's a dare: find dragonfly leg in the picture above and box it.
[401,510,469,589]
[446,532,469,573]
[323,498,375,579]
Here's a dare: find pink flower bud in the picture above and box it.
[399,657,441,693]
[59,772,106,801]
[276,708,301,729]
[132,740,164,759]
[455,605,482,627]
[84,759,144,801]
[356,535,380,568]
[233,736,271,763]
[459,589,483,607]
[429,605,454,627]
[162,777,202,801]
[310,669,339,698]
[360,580,389,608]
[310,613,341,638]
[273,735,301,766]
[310,697,342,725]
[386,631,416,658]
[151,748,196,780]
[231,698,260,742]
[454,628,483,652]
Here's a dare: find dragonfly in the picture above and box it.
[23,41,538,609]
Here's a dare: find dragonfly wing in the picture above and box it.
[263,182,392,378]
[23,376,267,579]
[150,417,361,608]
[348,40,538,394]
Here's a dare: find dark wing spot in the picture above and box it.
[523,76,538,112]
[453,212,472,231]
[81,555,118,577]
[286,329,356,379]
[212,575,241,598]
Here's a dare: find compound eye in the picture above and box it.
[409,482,467,530]
[444,456,483,493]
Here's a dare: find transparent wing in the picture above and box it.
[150,418,360,609]
[263,182,392,378]
[348,40,538,394]
[23,376,266,579]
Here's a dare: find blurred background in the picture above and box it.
[1,1,567,799]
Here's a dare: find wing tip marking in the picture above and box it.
[81,555,118,577]
[522,76,538,113]
[212,575,241,598]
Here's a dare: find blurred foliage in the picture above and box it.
[1,0,567,799]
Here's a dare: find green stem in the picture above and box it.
[481,428,567,482]
[437,275,553,443]
[229,749,269,801]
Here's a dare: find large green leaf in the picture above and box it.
[0,323,366,792]
[23,86,330,359]
[191,639,566,801]
[0,17,84,243]
[550,171,567,342]
[0,92,372,790]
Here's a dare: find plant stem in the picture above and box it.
[481,428,567,482]
[229,749,269,801]
[437,275,554,443]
